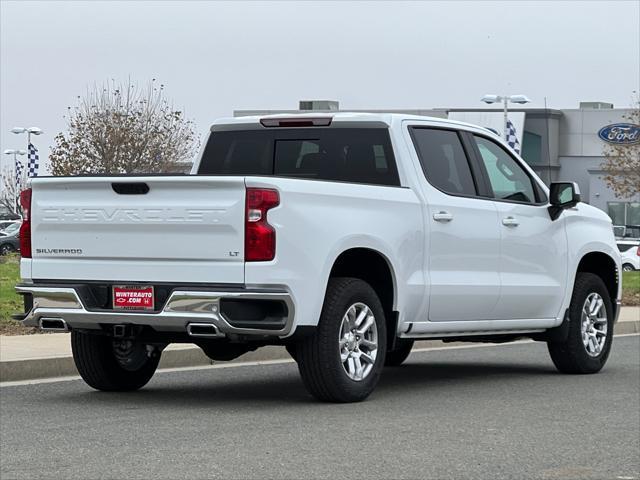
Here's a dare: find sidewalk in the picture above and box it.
[2,307,638,382]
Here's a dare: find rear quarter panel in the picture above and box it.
[244,177,425,328]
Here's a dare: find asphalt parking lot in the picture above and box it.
[1,335,639,480]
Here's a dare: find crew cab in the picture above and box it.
[15,113,622,402]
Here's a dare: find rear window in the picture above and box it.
[198,128,400,186]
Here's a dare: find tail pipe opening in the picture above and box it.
[186,323,224,338]
[39,317,69,332]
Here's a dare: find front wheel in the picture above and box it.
[297,277,386,402]
[547,273,614,374]
[71,331,160,391]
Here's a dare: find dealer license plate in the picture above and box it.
[112,285,155,311]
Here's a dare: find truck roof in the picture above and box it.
[210,111,488,133]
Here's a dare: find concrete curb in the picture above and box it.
[1,321,638,383]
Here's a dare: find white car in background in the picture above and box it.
[617,241,640,271]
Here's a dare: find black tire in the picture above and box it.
[297,277,387,403]
[622,263,635,272]
[71,331,160,391]
[385,339,414,367]
[547,273,614,374]
[0,243,15,255]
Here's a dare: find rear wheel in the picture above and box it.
[385,339,414,367]
[547,273,614,374]
[622,263,635,272]
[297,277,386,402]
[71,331,160,391]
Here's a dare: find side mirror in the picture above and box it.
[548,182,581,220]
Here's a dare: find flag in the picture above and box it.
[15,158,24,186]
[505,119,521,154]
[27,143,39,177]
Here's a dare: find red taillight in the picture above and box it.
[19,188,32,258]
[636,246,640,257]
[245,188,279,262]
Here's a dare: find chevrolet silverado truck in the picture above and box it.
[15,113,622,402]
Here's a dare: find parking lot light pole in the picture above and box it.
[11,126,44,146]
[480,94,531,139]
[10,126,43,199]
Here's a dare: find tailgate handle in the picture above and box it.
[112,182,150,195]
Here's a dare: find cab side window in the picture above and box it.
[410,128,477,196]
[473,136,536,204]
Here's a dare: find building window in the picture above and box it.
[608,201,640,227]
[629,202,640,225]
[521,131,542,165]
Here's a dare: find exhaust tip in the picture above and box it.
[39,317,69,332]
[186,323,223,337]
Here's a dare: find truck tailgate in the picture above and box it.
[29,176,246,284]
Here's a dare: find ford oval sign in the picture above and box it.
[598,123,640,145]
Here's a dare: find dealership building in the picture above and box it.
[235,101,639,233]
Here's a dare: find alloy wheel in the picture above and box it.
[580,292,608,357]
[339,302,378,381]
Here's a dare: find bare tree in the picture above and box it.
[0,166,26,215]
[49,79,199,175]
[601,101,640,199]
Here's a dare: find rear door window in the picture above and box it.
[198,128,400,186]
[409,128,477,196]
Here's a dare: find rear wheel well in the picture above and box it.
[329,248,396,346]
[576,252,618,314]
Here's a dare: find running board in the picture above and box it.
[399,318,558,339]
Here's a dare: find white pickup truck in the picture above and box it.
[15,113,621,402]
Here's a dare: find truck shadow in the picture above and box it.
[378,360,556,393]
[57,360,558,408]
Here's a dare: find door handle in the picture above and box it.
[502,216,520,227]
[433,211,453,222]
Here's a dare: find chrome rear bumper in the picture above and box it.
[16,285,295,337]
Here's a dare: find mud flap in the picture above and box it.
[532,309,570,342]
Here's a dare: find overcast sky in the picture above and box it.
[1,0,639,173]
